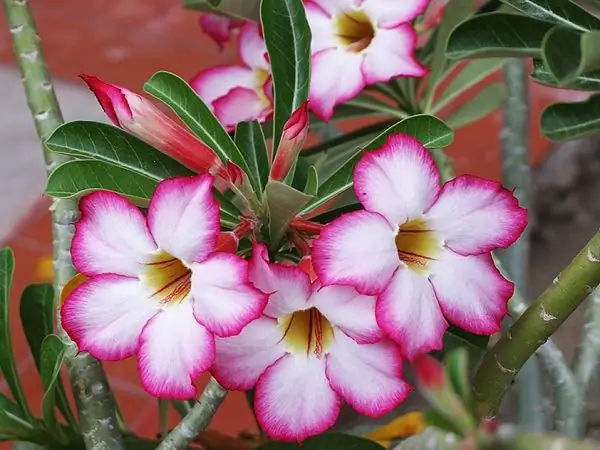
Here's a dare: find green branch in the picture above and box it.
[2,1,124,448]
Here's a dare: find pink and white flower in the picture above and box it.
[305,0,428,120]
[62,174,267,399]
[198,13,244,50]
[313,134,527,359]
[191,22,273,131]
[211,244,410,442]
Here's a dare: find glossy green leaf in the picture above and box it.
[20,284,76,429]
[445,83,507,129]
[444,348,471,404]
[304,166,318,196]
[442,326,489,368]
[502,0,600,31]
[542,27,600,82]
[46,160,157,206]
[0,249,31,421]
[265,181,313,247]
[261,0,311,150]
[40,335,68,443]
[144,71,252,176]
[446,13,554,60]
[345,93,408,118]
[569,0,600,21]
[235,121,270,193]
[541,93,600,140]
[183,0,260,20]
[0,395,40,442]
[531,57,600,89]
[257,433,385,450]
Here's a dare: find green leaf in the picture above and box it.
[0,248,31,421]
[261,0,311,150]
[432,58,506,114]
[235,121,270,193]
[40,335,68,443]
[423,411,464,436]
[257,433,386,450]
[183,0,260,20]
[442,326,489,367]
[304,166,318,196]
[569,0,600,21]
[20,284,76,429]
[265,181,313,247]
[501,0,600,31]
[46,160,157,206]
[542,27,600,82]
[531,57,600,89]
[446,13,554,60]
[144,71,252,177]
[541,93,600,140]
[444,348,471,404]
[445,83,507,129]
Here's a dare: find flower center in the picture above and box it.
[395,218,442,273]
[142,250,191,306]
[333,9,376,53]
[278,307,334,358]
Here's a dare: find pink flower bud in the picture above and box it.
[198,14,244,50]
[270,102,309,181]
[413,354,446,390]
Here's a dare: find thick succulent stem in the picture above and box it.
[2,1,123,448]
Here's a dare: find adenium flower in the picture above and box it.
[211,243,410,442]
[81,75,241,187]
[313,133,527,359]
[198,13,244,50]
[305,0,428,120]
[62,174,267,399]
[191,22,273,131]
[270,102,309,181]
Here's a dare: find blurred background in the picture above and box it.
[0,0,599,446]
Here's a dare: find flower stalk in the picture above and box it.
[2,0,123,447]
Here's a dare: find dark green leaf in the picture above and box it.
[542,27,600,82]
[444,348,471,404]
[423,411,464,436]
[541,93,600,140]
[441,326,489,367]
[345,94,408,118]
[531,57,600,89]
[445,83,507,128]
[446,13,554,60]
[569,0,600,21]
[46,160,157,206]
[144,71,252,177]
[40,335,68,443]
[265,181,313,247]
[261,0,311,150]
[0,249,31,421]
[502,0,600,31]
[235,121,270,193]
[158,399,169,438]
[171,400,193,418]
[304,166,318,196]
[310,202,362,224]
[20,284,77,429]
[256,433,386,450]
[183,0,260,20]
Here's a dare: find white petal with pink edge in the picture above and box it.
[305,2,337,53]
[71,191,156,277]
[425,175,527,255]
[376,268,448,359]
[311,285,381,344]
[147,175,219,263]
[307,0,360,16]
[313,210,398,296]
[309,48,364,121]
[191,66,257,106]
[255,354,340,442]
[211,316,286,390]
[430,251,513,335]
[362,25,426,85]
[249,243,312,318]
[326,332,410,416]
[62,274,158,361]
[361,0,429,28]
[213,87,270,130]
[137,302,215,400]
[354,134,440,226]
[239,22,268,70]
[191,252,267,337]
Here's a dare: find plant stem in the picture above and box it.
[157,378,228,450]
[2,1,124,448]
[473,229,600,418]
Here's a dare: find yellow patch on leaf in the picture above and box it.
[366,412,426,448]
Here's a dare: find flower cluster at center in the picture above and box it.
[142,250,191,306]
[279,307,334,357]
[395,218,442,273]
[333,9,376,53]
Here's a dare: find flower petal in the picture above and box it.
[430,251,513,335]
[212,87,270,130]
[354,133,440,226]
[249,243,312,317]
[425,175,528,255]
[313,211,398,296]
[191,65,257,106]
[211,316,286,390]
[239,22,269,70]
[326,332,410,416]
[305,2,338,53]
[308,0,360,16]
[376,268,448,359]
[191,252,267,337]
[362,25,427,85]
[71,191,156,277]
[361,0,429,28]
[62,274,158,361]
[147,174,219,263]
[138,302,215,399]
[311,285,381,344]
[80,74,132,127]
[255,354,340,441]
[309,48,364,121]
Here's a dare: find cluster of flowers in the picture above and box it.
[63,0,527,442]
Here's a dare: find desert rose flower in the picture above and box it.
[305,0,428,120]
[198,13,244,50]
[313,133,527,359]
[191,22,273,131]
[62,174,267,399]
[211,243,410,442]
